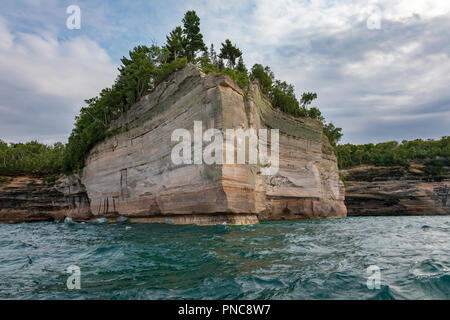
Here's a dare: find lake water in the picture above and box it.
[0,216,448,300]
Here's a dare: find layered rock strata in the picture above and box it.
[78,64,346,225]
[342,165,449,216]
[0,64,346,225]
[0,175,91,223]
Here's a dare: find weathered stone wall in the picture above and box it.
[79,64,346,224]
[0,175,91,223]
[342,165,450,216]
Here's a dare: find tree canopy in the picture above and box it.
[219,39,242,69]
[336,136,450,176]
[182,10,206,62]
[0,140,65,176]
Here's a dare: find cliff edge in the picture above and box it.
[78,64,346,224]
[0,64,346,224]
[342,164,449,216]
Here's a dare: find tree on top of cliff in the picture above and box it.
[336,136,450,171]
[0,140,65,175]
[219,39,243,69]
[250,64,274,94]
[165,26,186,61]
[182,10,207,62]
[323,123,343,147]
[236,56,247,74]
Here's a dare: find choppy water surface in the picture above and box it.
[0,216,448,300]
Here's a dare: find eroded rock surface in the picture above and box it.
[79,64,346,225]
[342,165,450,216]
[0,175,92,222]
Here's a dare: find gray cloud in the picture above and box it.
[0,17,117,144]
[1,0,449,145]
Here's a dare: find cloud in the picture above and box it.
[186,0,450,144]
[0,17,117,144]
[1,0,449,145]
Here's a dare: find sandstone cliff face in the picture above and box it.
[342,165,449,216]
[0,175,92,223]
[77,64,346,225]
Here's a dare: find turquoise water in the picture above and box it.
[0,216,448,300]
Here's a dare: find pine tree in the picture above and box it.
[182,11,206,62]
[217,58,225,71]
[236,56,247,74]
[219,39,242,69]
[198,48,211,69]
[209,44,217,65]
[165,26,185,62]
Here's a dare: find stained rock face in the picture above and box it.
[78,64,346,225]
[0,175,92,223]
[342,165,450,216]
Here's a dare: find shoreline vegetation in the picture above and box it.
[0,11,448,179]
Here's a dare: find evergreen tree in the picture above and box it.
[219,39,242,69]
[250,64,274,94]
[198,48,211,69]
[217,58,225,71]
[182,11,206,62]
[209,44,217,65]
[165,26,185,61]
[236,56,247,74]
[116,45,157,107]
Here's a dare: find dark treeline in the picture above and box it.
[0,140,64,176]
[337,136,450,175]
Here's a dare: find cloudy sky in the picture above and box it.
[1,0,449,144]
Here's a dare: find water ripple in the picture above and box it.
[0,216,449,299]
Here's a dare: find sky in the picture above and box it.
[0,0,449,145]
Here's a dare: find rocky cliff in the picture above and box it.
[0,64,346,225]
[342,164,449,216]
[78,64,345,225]
[0,175,91,223]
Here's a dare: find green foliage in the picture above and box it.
[249,64,342,146]
[63,43,187,172]
[182,10,206,62]
[209,44,218,65]
[156,57,188,83]
[323,122,343,147]
[250,64,274,95]
[219,39,243,69]
[221,68,249,89]
[11,10,343,175]
[236,56,247,74]
[270,80,301,116]
[199,42,248,89]
[336,137,450,173]
[165,26,186,61]
[300,92,318,108]
[307,107,324,121]
[0,140,65,175]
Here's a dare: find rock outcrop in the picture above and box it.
[0,175,92,223]
[0,64,346,225]
[342,165,449,216]
[78,64,346,225]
